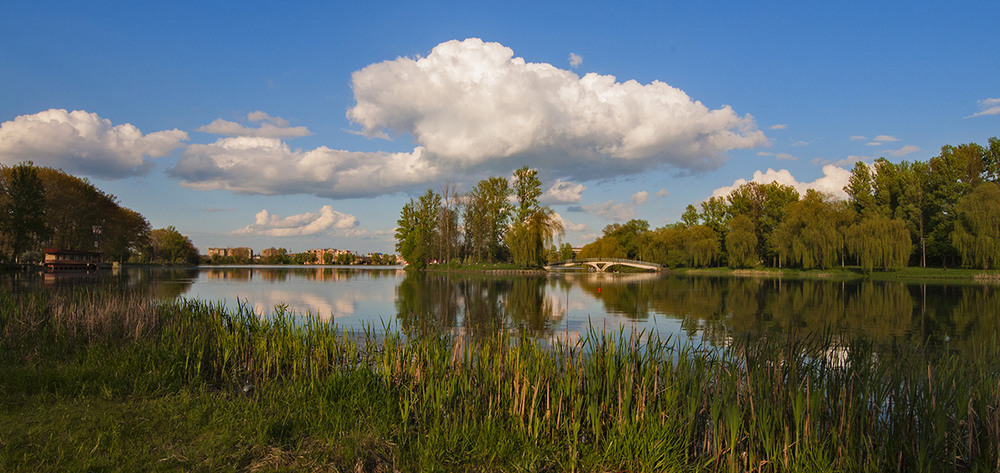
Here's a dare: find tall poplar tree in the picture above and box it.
[462,177,511,263]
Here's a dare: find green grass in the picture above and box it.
[2,289,999,471]
[679,265,1000,283]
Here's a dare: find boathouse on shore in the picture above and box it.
[43,248,104,271]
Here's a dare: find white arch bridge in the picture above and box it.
[543,258,663,272]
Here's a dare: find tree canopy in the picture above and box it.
[0,163,160,264]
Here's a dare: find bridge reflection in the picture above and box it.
[544,258,662,272]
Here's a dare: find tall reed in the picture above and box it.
[3,290,999,471]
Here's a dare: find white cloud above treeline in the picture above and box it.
[4,39,771,200]
[170,137,435,198]
[233,205,358,237]
[0,109,187,178]
[347,38,768,181]
[710,165,852,201]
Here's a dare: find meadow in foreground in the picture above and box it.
[2,288,998,472]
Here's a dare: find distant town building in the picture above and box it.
[207,247,254,260]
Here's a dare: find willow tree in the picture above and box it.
[951,182,1000,269]
[846,214,912,271]
[684,225,720,267]
[508,207,564,268]
[725,214,758,268]
[507,167,563,268]
[773,190,853,269]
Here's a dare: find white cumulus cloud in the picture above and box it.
[170,137,437,198]
[234,205,359,237]
[542,178,586,204]
[0,109,187,178]
[710,165,852,201]
[347,38,768,180]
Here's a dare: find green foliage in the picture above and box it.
[846,214,912,271]
[336,251,355,265]
[148,226,199,264]
[292,251,317,265]
[773,190,853,269]
[601,219,649,260]
[577,235,625,259]
[260,247,291,265]
[558,242,575,260]
[395,189,442,268]
[507,207,563,268]
[0,162,50,263]
[845,161,876,216]
[511,166,542,223]
[726,181,798,265]
[683,225,720,267]
[0,164,153,263]
[508,167,563,268]
[462,177,511,263]
[725,214,758,268]
[5,291,1000,471]
[952,182,1000,269]
[680,204,700,227]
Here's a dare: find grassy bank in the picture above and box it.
[2,290,999,471]
[681,265,1000,283]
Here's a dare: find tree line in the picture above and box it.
[214,248,397,265]
[578,136,1000,271]
[0,162,198,265]
[395,166,565,269]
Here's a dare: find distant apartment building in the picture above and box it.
[207,247,254,260]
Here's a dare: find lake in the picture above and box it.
[10,265,1000,352]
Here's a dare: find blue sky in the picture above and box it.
[2,1,998,254]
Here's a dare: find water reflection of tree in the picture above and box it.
[20,267,200,301]
[648,277,921,347]
[394,273,460,336]
[504,276,560,333]
[394,273,563,339]
[457,277,509,338]
[203,267,400,284]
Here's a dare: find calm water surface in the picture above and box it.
[11,265,1000,350]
